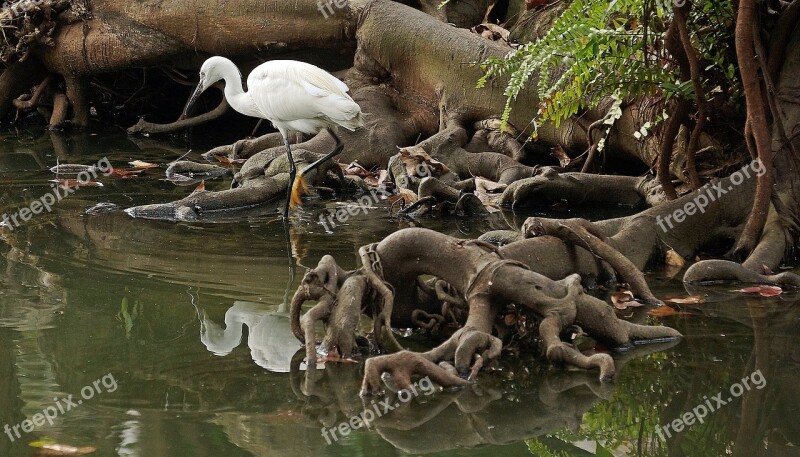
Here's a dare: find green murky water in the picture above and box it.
[0,129,797,457]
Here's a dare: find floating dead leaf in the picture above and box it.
[737,285,782,297]
[666,295,705,305]
[29,440,96,456]
[213,155,246,165]
[550,145,572,168]
[387,188,418,207]
[109,168,145,178]
[51,179,103,188]
[611,290,644,309]
[398,146,449,177]
[647,306,688,317]
[128,160,158,169]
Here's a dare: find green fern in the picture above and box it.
[480,0,736,135]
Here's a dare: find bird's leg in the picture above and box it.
[289,129,345,209]
[284,135,296,218]
[302,128,344,174]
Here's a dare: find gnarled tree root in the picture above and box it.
[293,228,681,395]
[683,260,800,288]
[522,216,664,305]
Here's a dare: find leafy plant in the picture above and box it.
[479,0,737,137]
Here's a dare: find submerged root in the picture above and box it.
[684,259,800,288]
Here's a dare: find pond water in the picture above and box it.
[0,129,797,457]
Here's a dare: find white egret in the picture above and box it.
[184,56,364,216]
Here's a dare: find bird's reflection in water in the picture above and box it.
[197,300,303,373]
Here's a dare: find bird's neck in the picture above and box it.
[220,65,263,118]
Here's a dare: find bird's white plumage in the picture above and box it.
[246,60,362,135]
[198,57,363,137]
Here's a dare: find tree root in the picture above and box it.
[128,95,229,135]
[290,228,681,394]
[683,260,800,288]
[359,243,404,352]
[360,351,469,396]
[522,217,664,305]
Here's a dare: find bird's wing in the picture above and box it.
[247,60,349,97]
[246,61,361,133]
[296,65,350,97]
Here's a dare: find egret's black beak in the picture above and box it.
[183,79,205,117]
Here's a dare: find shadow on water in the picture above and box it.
[0,129,797,456]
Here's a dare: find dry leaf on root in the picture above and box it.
[611,290,645,310]
[398,146,449,177]
[213,155,246,165]
[387,188,418,207]
[474,176,507,207]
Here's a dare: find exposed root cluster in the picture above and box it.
[291,228,682,395]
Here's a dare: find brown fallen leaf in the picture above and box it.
[398,146,450,177]
[194,180,206,192]
[128,160,158,169]
[343,161,372,177]
[664,249,686,278]
[474,176,507,210]
[109,168,145,178]
[737,285,782,297]
[666,295,705,305]
[471,23,510,42]
[51,179,103,188]
[611,290,645,310]
[648,306,689,317]
[387,187,418,207]
[29,441,96,456]
[213,155,246,165]
[665,249,686,267]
